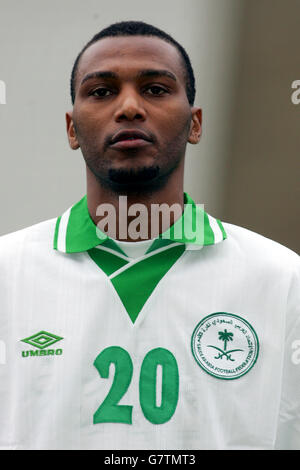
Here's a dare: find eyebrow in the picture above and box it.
[80,69,177,87]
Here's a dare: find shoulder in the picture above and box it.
[0,218,57,260]
[222,221,299,259]
[221,220,299,278]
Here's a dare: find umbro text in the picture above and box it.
[21,349,63,358]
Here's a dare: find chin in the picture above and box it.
[105,165,172,195]
[108,165,160,184]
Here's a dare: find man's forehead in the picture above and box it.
[77,36,185,84]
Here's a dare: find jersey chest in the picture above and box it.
[2,249,286,449]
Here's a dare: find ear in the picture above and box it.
[188,107,202,144]
[65,111,80,150]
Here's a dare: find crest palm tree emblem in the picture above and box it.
[191,313,259,379]
[207,328,243,361]
[218,329,233,351]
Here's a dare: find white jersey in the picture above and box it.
[0,192,299,450]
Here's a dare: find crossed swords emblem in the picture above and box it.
[207,329,243,361]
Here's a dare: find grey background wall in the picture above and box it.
[0,0,298,252]
[223,0,300,253]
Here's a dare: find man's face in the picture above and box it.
[66,36,201,193]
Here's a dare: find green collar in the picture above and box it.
[53,192,227,254]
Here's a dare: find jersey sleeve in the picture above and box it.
[0,254,13,448]
[275,254,300,449]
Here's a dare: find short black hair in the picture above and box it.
[70,20,196,106]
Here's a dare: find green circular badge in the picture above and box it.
[191,312,259,380]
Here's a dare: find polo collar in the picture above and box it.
[53,192,227,254]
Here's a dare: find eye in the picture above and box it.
[145,85,168,96]
[89,87,113,98]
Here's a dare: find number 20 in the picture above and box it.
[93,346,179,425]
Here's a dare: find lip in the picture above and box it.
[110,138,152,149]
[110,129,153,148]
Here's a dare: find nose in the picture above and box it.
[114,86,146,122]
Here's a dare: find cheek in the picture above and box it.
[158,110,191,141]
[157,99,191,127]
[73,106,105,136]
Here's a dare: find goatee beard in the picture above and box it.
[98,165,171,195]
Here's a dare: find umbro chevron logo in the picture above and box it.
[20,330,64,358]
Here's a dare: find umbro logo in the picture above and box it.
[20,330,64,358]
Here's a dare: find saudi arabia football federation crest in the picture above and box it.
[191,312,259,380]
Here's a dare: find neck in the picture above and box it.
[86,165,185,242]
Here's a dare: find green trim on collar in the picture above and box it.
[54,192,227,253]
[110,244,185,323]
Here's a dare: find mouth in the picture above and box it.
[109,129,153,149]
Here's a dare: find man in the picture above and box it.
[0,21,299,450]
